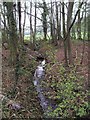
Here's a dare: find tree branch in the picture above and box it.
[64,2,84,41]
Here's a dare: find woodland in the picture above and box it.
[0,0,90,119]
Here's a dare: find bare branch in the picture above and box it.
[64,2,84,41]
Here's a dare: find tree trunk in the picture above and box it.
[50,1,53,42]
[67,1,74,64]
[2,3,7,43]
[62,2,68,66]
[33,2,37,49]
[87,5,90,101]
[30,1,33,43]
[42,1,47,40]
[22,2,26,42]
[58,3,62,43]
[18,2,22,43]
[77,7,81,40]
[83,2,86,40]
[6,2,19,94]
[55,2,58,41]
[6,2,18,64]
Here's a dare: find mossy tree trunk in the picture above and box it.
[6,2,18,64]
[5,2,19,94]
[42,1,47,40]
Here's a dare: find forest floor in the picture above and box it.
[2,40,89,118]
[56,41,88,86]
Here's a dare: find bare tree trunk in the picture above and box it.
[33,2,37,48]
[22,2,26,43]
[62,2,68,66]
[30,1,33,43]
[50,1,54,42]
[80,2,87,64]
[2,3,7,43]
[55,1,58,42]
[67,1,74,64]
[58,2,62,44]
[18,2,22,43]
[77,7,81,40]
[83,2,87,40]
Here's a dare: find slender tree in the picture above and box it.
[33,2,37,46]
[58,2,62,44]
[50,1,53,42]
[22,2,26,42]
[67,1,74,64]
[42,0,48,40]
[62,2,68,66]
[55,1,58,41]
[30,1,33,43]
[2,3,7,43]
[77,1,81,40]
[18,2,22,43]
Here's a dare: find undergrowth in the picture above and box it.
[40,44,90,118]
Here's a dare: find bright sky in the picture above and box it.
[21,0,69,32]
[1,0,89,34]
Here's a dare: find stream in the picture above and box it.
[33,59,57,116]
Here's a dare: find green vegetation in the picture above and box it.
[1,1,89,119]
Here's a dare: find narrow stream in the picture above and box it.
[33,59,57,116]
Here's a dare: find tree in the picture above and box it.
[5,2,18,64]
[50,1,54,42]
[2,3,7,43]
[42,0,48,40]
[5,2,20,94]
[67,1,74,64]
[22,2,26,42]
[30,1,33,43]
[62,2,68,66]
[58,2,62,44]
[18,2,22,43]
[33,2,37,46]
[55,1,58,41]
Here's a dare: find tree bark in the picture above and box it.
[6,2,18,64]
[42,1,47,40]
[50,1,53,42]
[33,2,37,47]
[18,2,22,43]
[22,2,26,43]
[67,1,74,64]
[5,2,19,94]
[30,1,33,43]
[62,2,68,66]
[55,2,58,41]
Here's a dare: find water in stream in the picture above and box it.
[33,60,57,117]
